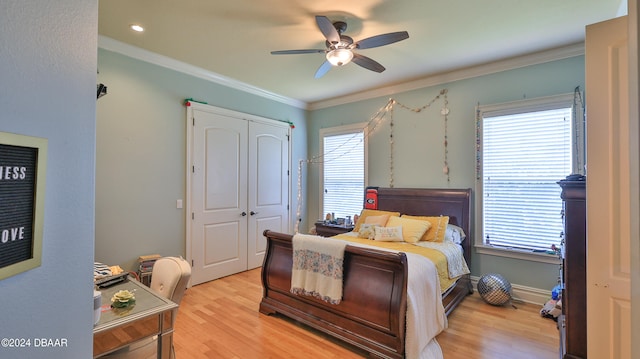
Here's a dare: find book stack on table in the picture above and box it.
[137,254,161,286]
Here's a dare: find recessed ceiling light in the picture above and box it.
[130,24,144,32]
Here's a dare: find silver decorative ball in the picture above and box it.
[477,273,512,306]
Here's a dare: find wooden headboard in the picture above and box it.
[260,187,473,358]
[373,187,472,266]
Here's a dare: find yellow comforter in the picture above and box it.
[331,233,457,292]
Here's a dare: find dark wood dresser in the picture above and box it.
[558,177,586,358]
[314,221,354,237]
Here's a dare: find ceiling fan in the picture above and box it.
[271,15,409,78]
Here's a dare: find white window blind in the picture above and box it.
[481,106,572,252]
[321,129,365,219]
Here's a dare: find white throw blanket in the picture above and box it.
[404,252,447,359]
[415,240,470,279]
[291,234,347,304]
[331,236,448,359]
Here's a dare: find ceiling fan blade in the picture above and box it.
[271,49,326,55]
[314,60,333,78]
[352,53,385,73]
[316,15,340,44]
[355,31,409,50]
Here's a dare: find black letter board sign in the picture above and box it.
[0,132,47,280]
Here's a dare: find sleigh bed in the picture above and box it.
[259,187,473,359]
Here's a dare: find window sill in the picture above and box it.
[475,244,561,264]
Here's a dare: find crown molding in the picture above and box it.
[98,36,307,109]
[99,35,584,112]
[308,42,585,110]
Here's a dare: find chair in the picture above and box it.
[149,256,191,306]
[102,256,191,359]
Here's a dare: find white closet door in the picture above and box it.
[247,120,289,269]
[187,103,290,284]
[191,108,248,285]
[586,15,632,359]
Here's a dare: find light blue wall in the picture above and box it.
[308,56,586,291]
[96,49,307,271]
[0,1,97,358]
[96,44,583,292]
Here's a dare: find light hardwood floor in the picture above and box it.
[173,269,559,358]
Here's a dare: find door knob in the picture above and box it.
[250,211,258,216]
[241,212,247,216]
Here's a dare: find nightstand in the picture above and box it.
[314,221,354,237]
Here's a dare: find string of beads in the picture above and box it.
[294,89,450,232]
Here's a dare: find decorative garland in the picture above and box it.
[442,93,450,180]
[390,89,450,183]
[294,89,450,232]
[389,104,395,187]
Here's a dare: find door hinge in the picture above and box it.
[192,212,194,220]
[287,170,289,176]
[191,259,194,267]
[193,118,195,126]
[287,204,289,210]
[286,134,290,141]
[192,165,195,173]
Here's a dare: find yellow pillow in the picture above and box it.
[386,216,432,243]
[401,215,449,242]
[364,214,390,227]
[353,209,401,232]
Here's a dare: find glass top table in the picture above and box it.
[93,277,178,358]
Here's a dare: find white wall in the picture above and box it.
[0,1,97,358]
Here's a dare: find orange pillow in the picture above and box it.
[353,209,401,232]
[401,215,449,242]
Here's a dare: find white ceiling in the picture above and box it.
[98,0,625,108]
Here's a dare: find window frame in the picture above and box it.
[319,122,369,220]
[475,93,585,263]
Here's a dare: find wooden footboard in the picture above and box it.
[260,230,408,359]
[260,187,473,358]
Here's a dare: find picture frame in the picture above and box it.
[0,132,47,280]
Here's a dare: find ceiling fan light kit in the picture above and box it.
[270,15,409,78]
[326,48,353,66]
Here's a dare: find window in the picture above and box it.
[477,93,584,261]
[320,123,367,220]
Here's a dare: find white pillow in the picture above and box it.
[373,226,404,242]
[445,224,466,244]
